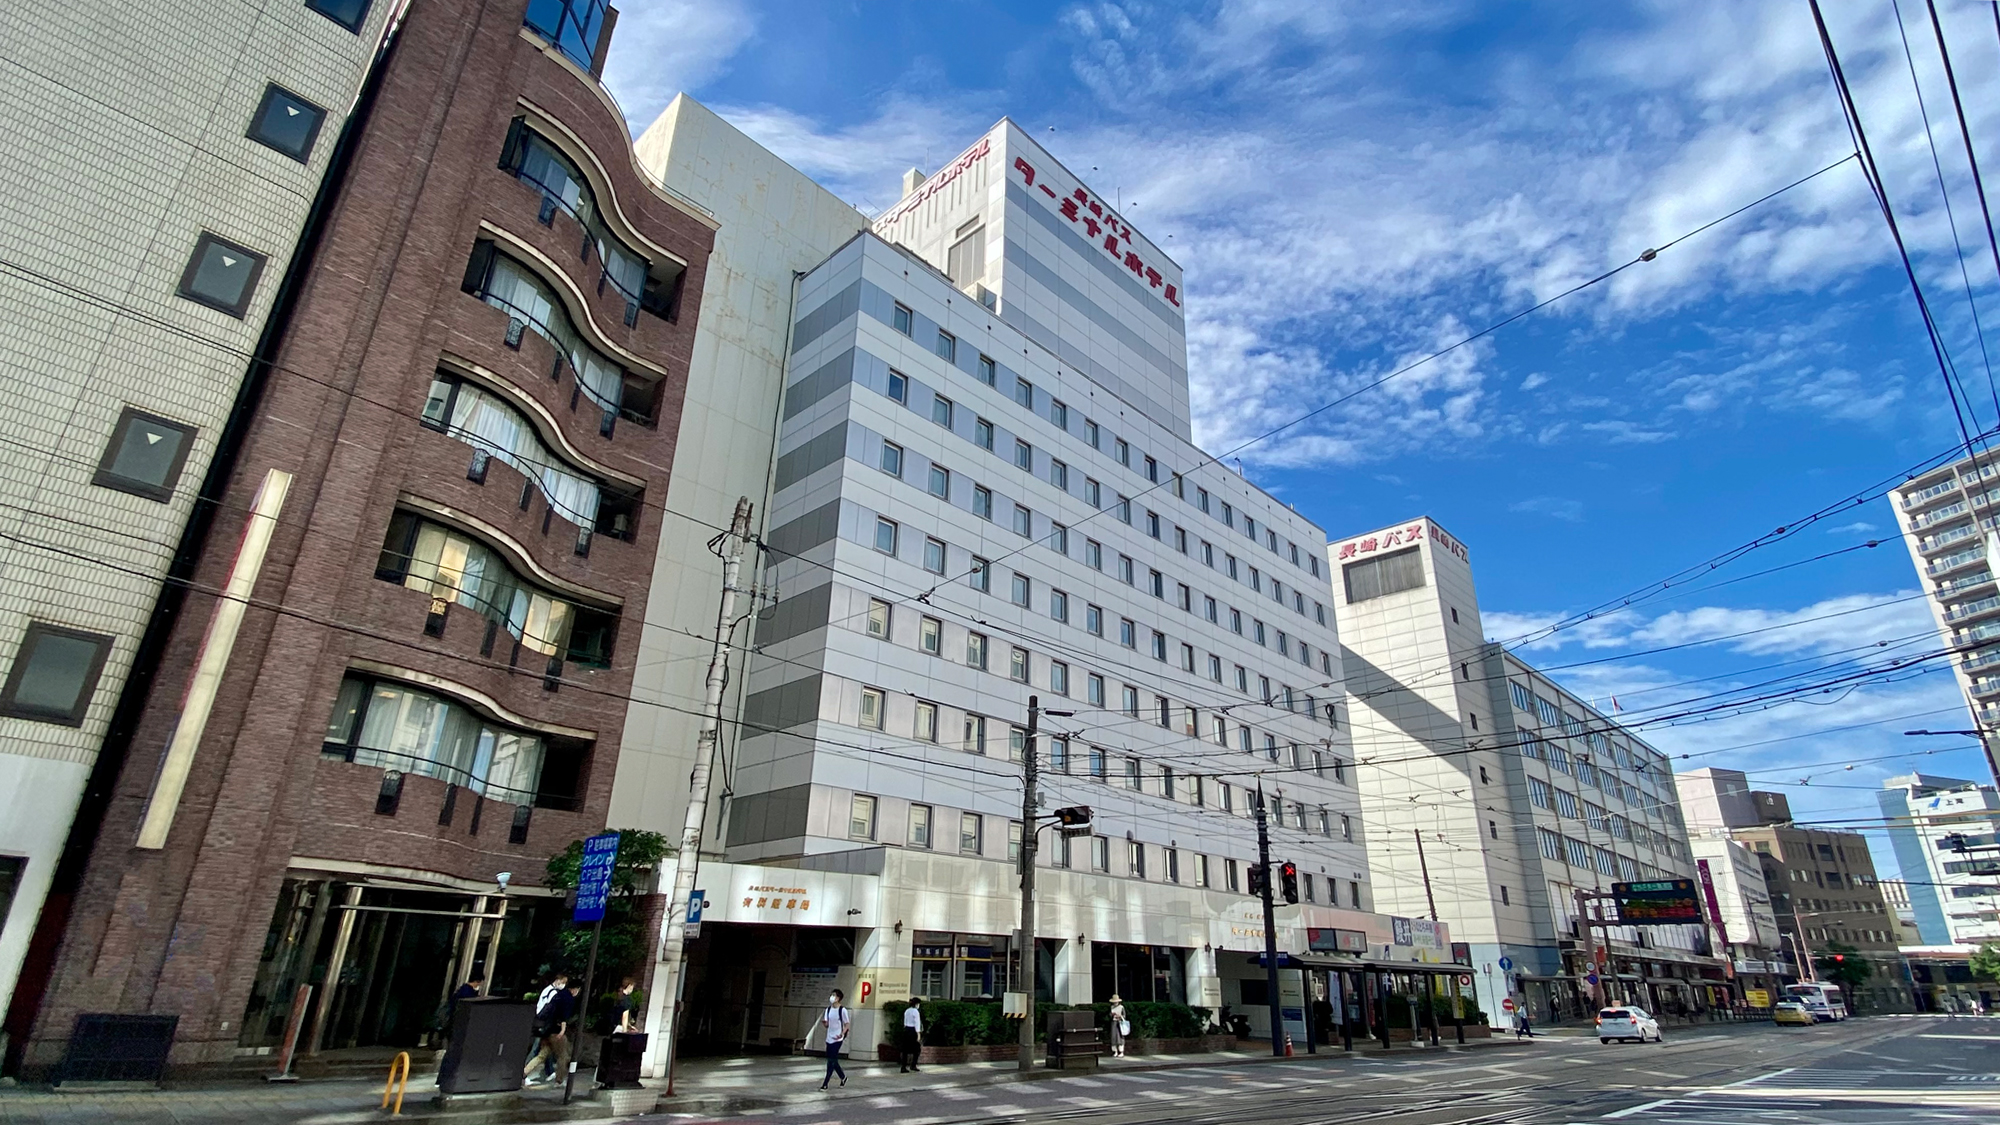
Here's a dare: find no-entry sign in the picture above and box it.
[1501,997,1517,1013]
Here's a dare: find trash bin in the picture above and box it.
[595,1032,648,1089]
[1045,1010,1100,1070]
[438,999,535,1094]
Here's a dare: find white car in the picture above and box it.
[1597,1006,1664,1044]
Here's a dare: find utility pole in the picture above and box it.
[645,497,754,1086]
[1413,829,1439,923]
[1575,887,1603,1008]
[1017,695,1040,1072]
[1254,779,1283,1056]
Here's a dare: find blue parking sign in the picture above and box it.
[572,832,621,923]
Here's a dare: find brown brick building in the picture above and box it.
[16,0,713,1073]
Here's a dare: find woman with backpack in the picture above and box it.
[815,989,851,1090]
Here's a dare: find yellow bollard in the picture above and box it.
[381,1050,411,1115]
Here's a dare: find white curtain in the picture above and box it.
[448,385,601,527]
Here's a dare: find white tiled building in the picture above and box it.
[1877,772,2000,946]
[0,0,386,1016]
[1890,453,2000,770]
[1334,520,1721,1025]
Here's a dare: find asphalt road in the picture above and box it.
[662,1016,2000,1125]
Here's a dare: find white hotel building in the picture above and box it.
[627,115,1445,1061]
[1334,520,1722,1026]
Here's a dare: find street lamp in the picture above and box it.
[1903,729,2000,789]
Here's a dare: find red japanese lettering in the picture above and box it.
[1405,523,1424,539]
[1384,530,1403,546]
[1164,284,1180,306]
[1039,184,1057,197]
[1013,157,1035,186]
[1104,234,1121,255]
[1338,543,1357,560]
[1060,199,1080,223]
[1123,251,1145,275]
[1359,537,1379,552]
[1083,217,1101,238]
[1088,199,1103,217]
[1145,267,1162,288]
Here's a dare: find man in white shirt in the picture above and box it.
[898,998,924,1072]
[816,989,850,1090]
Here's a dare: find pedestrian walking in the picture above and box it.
[815,988,851,1090]
[1514,1009,1533,1039]
[522,972,568,1074]
[523,980,579,1085]
[898,997,923,1072]
[1108,994,1128,1058]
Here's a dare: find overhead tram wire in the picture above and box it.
[1812,0,1985,456]
[1894,0,2000,419]
[1929,0,2000,400]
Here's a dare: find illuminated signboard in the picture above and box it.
[1612,879,1704,926]
[1306,928,1369,953]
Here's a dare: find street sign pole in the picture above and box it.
[565,832,620,1106]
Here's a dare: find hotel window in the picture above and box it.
[1115,438,1130,466]
[963,713,987,754]
[1125,758,1142,790]
[1212,715,1228,746]
[961,813,983,855]
[1089,746,1107,779]
[1234,665,1248,692]
[1120,619,1137,648]
[1050,737,1070,773]
[1150,631,1167,661]
[1085,604,1103,636]
[850,794,878,840]
[1178,584,1193,611]
[0,623,112,727]
[1051,460,1069,490]
[1084,479,1102,507]
[887,370,909,403]
[1117,495,1132,523]
[1194,854,1210,887]
[1221,501,1234,526]
[1013,504,1032,536]
[1149,569,1164,598]
[1180,643,1196,672]
[1303,874,1314,902]
[893,303,913,334]
[1349,881,1362,908]
[1175,527,1188,553]
[923,537,946,575]
[973,485,993,520]
[969,556,991,593]
[974,418,995,450]
[929,393,954,427]
[1254,620,1267,646]
[914,701,939,742]
[874,517,899,555]
[909,804,933,848]
[1225,859,1241,892]
[1009,646,1030,682]
[966,632,989,669]
[859,687,885,730]
[1010,572,1031,607]
[1226,555,1238,580]
[1119,555,1135,584]
[1050,523,1069,554]
[1263,733,1278,760]
[919,616,942,655]
[1085,539,1103,569]
[1160,765,1176,799]
[935,330,956,362]
[1087,674,1105,706]
[1344,546,1424,603]
[947,221,985,285]
[1197,487,1210,513]
[1050,589,1070,623]
[1009,821,1024,865]
[1165,848,1181,884]
[94,408,197,502]
[1015,377,1034,407]
[1128,840,1146,878]
[1085,419,1100,448]
[1220,783,1234,813]
[866,599,891,638]
[1154,695,1171,728]
[1146,510,1161,538]
[1051,661,1070,696]
[978,354,996,385]
[1092,835,1110,871]
[1122,685,1139,715]
[322,674,571,803]
[1207,654,1223,682]
[927,464,950,499]
[1051,399,1068,429]
[1009,725,1028,761]
[1144,455,1159,482]
[1014,439,1033,470]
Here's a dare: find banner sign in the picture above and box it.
[572,832,621,923]
[1612,879,1703,925]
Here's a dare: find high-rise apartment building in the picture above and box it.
[12,0,716,1074]
[1678,769,1910,1014]
[622,121,1413,1063]
[1889,454,2000,787]
[1335,520,1723,1025]
[0,0,389,1035]
[1878,772,2000,946]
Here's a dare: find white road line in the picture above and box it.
[936,1088,979,1100]
[1922,1034,2000,1041]
[1603,1098,1676,1119]
[1723,1067,1796,1088]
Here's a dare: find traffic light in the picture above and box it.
[1279,861,1299,905]
[1247,863,1268,897]
[1833,954,1845,963]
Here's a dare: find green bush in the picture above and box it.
[876,999,1214,1046]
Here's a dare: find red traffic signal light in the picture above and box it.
[1833,954,1845,963]
[1279,861,1300,905]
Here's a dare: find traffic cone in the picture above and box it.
[1284,1034,1294,1057]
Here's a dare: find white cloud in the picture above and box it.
[1826,520,1878,535]
[601,0,758,131]
[1508,495,1585,522]
[1520,373,1549,391]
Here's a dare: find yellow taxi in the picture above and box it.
[1771,1000,1815,1026]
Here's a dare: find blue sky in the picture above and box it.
[600,1,2000,875]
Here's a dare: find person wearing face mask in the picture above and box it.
[815,989,850,1090]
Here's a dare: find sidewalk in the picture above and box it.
[0,1036,1525,1125]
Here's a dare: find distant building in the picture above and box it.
[1879,879,1927,946]
[1336,519,1725,1026]
[1676,768,1911,1015]
[1878,772,2000,946]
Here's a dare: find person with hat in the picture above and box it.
[1107,994,1128,1058]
